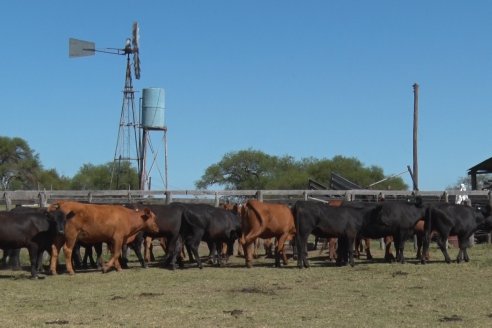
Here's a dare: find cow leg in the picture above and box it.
[72,244,82,270]
[144,236,153,263]
[436,235,452,263]
[242,241,255,268]
[63,239,77,275]
[276,233,290,267]
[384,237,395,262]
[363,238,373,260]
[348,237,356,267]
[327,238,337,262]
[296,233,310,269]
[49,241,62,275]
[26,243,40,279]
[135,246,147,269]
[7,249,21,271]
[457,236,471,263]
[395,233,406,264]
[104,238,124,273]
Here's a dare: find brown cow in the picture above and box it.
[239,200,295,268]
[48,201,159,275]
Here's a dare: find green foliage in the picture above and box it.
[37,168,71,190]
[71,161,139,190]
[195,149,408,190]
[0,136,42,190]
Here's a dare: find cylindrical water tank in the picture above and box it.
[141,88,165,129]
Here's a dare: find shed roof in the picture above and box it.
[468,157,492,175]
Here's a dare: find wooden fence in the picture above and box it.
[2,188,491,209]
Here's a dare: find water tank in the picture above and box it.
[141,88,165,129]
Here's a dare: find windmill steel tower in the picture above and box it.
[69,22,144,190]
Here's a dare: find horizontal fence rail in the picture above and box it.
[1,189,491,209]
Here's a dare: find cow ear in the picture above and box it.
[143,208,152,219]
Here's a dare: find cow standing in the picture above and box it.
[421,203,492,264]
[180,203,242,269]
[294,201,377,268]
[48,201,159,275]
[239,200,295,268]
[0,209,65,278]
[359,199,427,264]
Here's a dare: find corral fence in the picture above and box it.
[1,188,492,208]
[2,189,491,245]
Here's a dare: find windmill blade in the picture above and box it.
[132,22,140,50]
[69,38,95,58]
[132,22,141,79]
[134,52,141,79]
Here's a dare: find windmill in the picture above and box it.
[69,22,144,190]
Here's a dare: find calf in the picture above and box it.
[421,203,492,264]
[48,201,159,275]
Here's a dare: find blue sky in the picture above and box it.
[1,1,491,191]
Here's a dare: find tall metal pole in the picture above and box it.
[413,83,419,191]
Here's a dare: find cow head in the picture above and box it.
[141,208,159,234]
[45,209,67,235]
[476,204,492,230]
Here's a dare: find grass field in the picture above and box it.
[1,242,492,328]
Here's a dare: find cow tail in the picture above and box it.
[247,201,267,234]
[422,205,432,263]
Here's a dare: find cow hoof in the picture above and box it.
[246,262,253,268]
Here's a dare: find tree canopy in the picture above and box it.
[71,161,138,190]
[195,149,408,190]
[0,136,43,190]
[0,136,138,191]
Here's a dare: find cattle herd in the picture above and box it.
[1,196,492,278]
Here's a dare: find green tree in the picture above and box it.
[0,136,42,190]
[195,149,408,190]
[37,168,72,190]
[71,161,138,190]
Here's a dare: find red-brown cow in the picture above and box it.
[48,201,159,275]
[239,200,295,268]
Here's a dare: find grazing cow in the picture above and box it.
[48,201,159,275]
[180,203,242,269]
[240,200,295,268]
[421,203,492,264]
[0,209,64,278]
[359,199,427,264]
[294,200,378,268]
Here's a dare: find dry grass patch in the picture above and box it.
[1,242,492,327]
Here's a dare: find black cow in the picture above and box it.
[0,209,64,278]
[179,203,242,269]
[421,203,492,264]
[294,200,378,268]
[359,199,427,264]
[130,203,187,270]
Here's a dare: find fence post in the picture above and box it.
[165,191,173,205]
[303,191,308,201]
[4,192,12,211]
[256,190,264,202]
[214,192,220,207]
[488,191,492,244]
[443,191,449,203]
[38,192,48,208]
